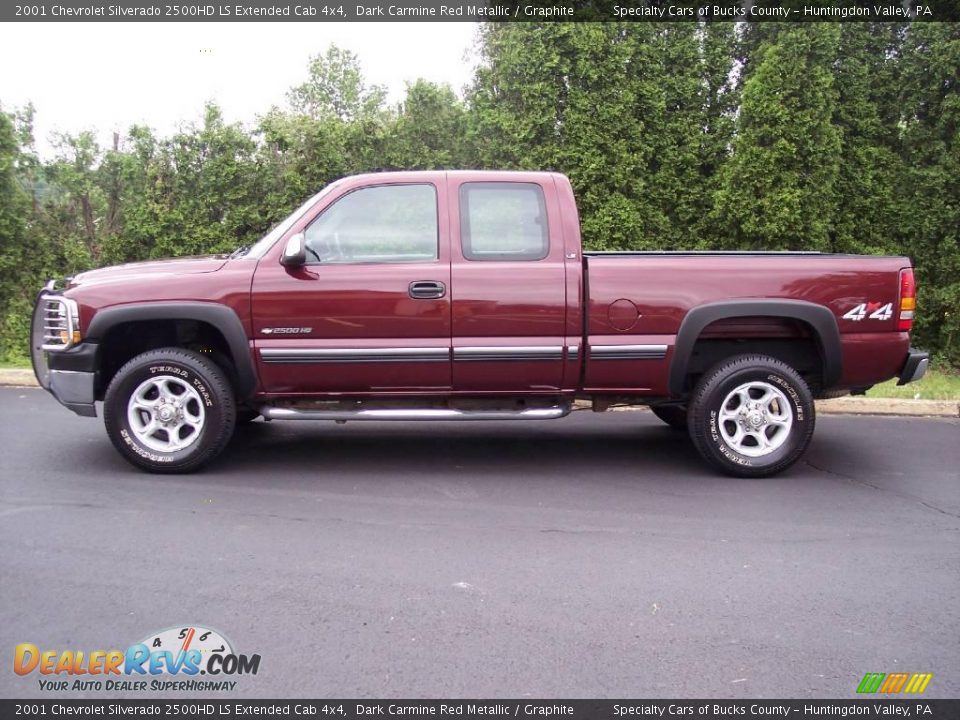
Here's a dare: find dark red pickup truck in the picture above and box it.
[31,170,928,477]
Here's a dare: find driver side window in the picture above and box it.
[303,184,438,264]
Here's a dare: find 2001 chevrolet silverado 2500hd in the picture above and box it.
[31,171,928,477]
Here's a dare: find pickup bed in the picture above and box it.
[31,171,928,477]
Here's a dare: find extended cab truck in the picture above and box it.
[31,171,929,477]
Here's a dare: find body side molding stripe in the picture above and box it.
[262,345,569,364]
[454,346,564,362]
[590,344,668,360]
[260,347,449,364]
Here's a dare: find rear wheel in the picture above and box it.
[104,348,236,473]
[687,354,815,478]
[651,405,687,431]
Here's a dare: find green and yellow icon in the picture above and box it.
[857,672,933,694]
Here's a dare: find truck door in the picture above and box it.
[448,176,568,392]
[251,178,452,394]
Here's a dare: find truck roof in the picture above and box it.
[343,169,565,184]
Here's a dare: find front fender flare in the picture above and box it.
[85,302,257,399]
[668,299,842,397]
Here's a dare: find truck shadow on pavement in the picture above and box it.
[207,414,903,490]
[208,414,725,483]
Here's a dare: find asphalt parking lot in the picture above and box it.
[1,387,958,699]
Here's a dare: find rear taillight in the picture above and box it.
[898,268,916,332]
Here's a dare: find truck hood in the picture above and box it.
[67,255,229,288]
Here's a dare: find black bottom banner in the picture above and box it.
[2,700,958,720]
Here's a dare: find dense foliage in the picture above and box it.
[1,23,957,366]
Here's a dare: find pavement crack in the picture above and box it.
[540,528,582,534]
[804,460,960,522]
[803,459,867,485]
[918,501,960,520]
[0,499,105,517]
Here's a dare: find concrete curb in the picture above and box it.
[815,396,958,417]
[3,368,957,418]
[0,369,37,387]
[571,396,959,418]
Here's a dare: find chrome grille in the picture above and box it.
[31,287,80,390]
[34,293,79,352]
[42,298,70,349]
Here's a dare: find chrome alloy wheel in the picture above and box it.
[126,375,205,453]
[717,380,793,458]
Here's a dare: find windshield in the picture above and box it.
[244,180,346,259]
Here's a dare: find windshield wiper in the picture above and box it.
[229,245,251,259]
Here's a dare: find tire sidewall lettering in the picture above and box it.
[119,428,175,463]
[191,378,213,407]
[708,409,752,464]
[148,365,188,378]
[766,373,804,422]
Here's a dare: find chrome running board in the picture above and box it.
[260,404,571,422]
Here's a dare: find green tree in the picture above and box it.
[255,109,351,213]
[646,24,738,248]
[141,104,263,258]
[98,125,161,265]
[288,45,387,122]
[0,107,32,362]
[469,23,737,251]
[714,24,842,251]
[47,131,107,268]
[830,23,906,256]
[384,80,467,169]
[897,23,960,363]
[469,24,661,249]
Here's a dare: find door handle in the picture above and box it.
[408,281,446,299]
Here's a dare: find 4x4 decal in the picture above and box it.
[842,302,893,322]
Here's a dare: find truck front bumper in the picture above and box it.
[31,284,98,417]
[897,348,929,386]
[48,369,97,417]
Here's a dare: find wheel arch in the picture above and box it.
[668,299,842,397]
[87,302,257,399]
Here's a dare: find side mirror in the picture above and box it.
[280,232,306,268]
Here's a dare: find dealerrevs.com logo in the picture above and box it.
[13,625,261,692]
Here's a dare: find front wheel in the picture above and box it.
[103,348,237,473]
[687,354,815,478]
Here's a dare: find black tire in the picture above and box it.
[651,405,688,431]
[687,354,815,478]
[103,348,236,473]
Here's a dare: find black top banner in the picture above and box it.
[5,0,960,22]
[3,700,960,719]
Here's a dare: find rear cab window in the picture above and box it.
[459,182,549,261]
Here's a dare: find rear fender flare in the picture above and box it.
[86,302,257,399]
[668,299,842,397]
